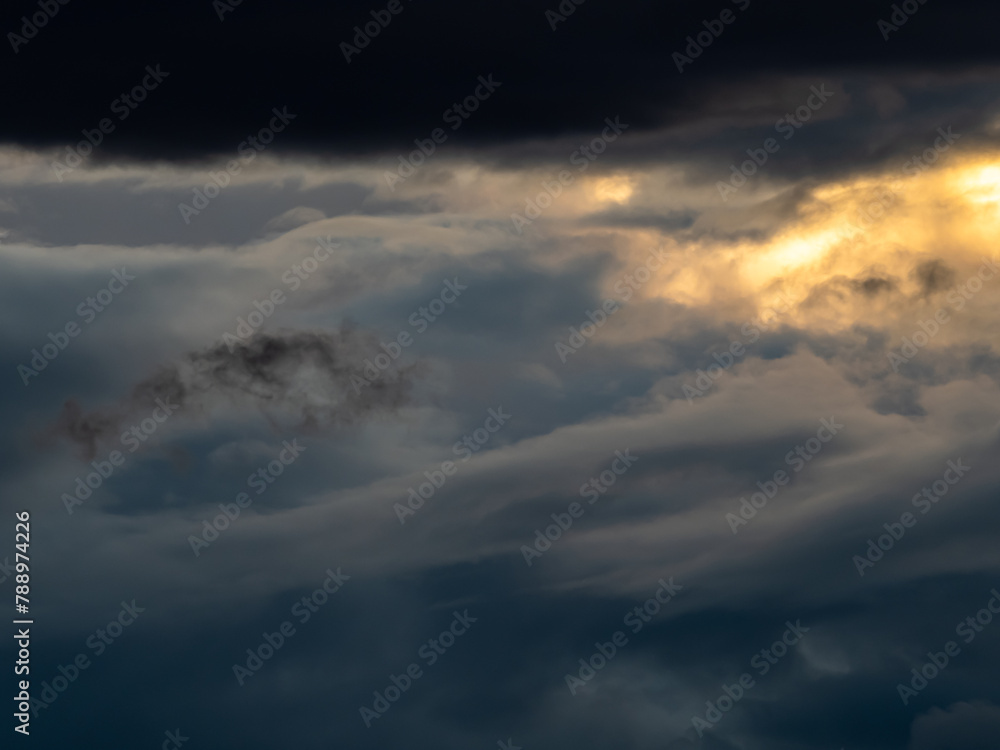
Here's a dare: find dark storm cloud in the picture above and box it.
[4,0,1000,158]
[47,327,423,459]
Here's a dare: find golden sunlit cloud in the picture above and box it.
[591,175,635,204]
[648,153,1000,329]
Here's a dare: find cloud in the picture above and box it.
[46,327,424,460]
[913,259,958,296]
[5,1,1000,160]
[2,68,1000,749]
[909,702,1000,749]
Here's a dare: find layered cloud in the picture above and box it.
[0,65,998,750]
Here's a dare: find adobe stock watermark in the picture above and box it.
[838,126,961,242]
[351,277,467,395]
[0,556,15,585]
[61,397,179,515]
[188,439,306,555]
[359,610,477,727]
[178,106,296,224]
[521,449,638,566]
[159,729,189,750]
[565,577,683,695]
[716,84,834,201]
[852,459,971,576]
[8,0,71,54]
[222,236,339,351]
[672,0,751,73]
[384,74,502,191]
[232,567,350,685]
[877,0,930,41]
[901,126,961,175]
[26,600,144,718]
[682,293,794,402]
[394,407,512,524]
[509,116,629,233]
[554,246,672,364]
[553,300,622,363]
[213,0,244,21]
[19,267,137,386]
[887,258,998,372]
[50,65,170,181]
[545,0,586,31]
[614,245,673,298]
[691,619,808,737]
[726,418,844,534]
[340,0,414,63]
[895,587,999,705]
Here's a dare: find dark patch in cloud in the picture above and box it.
[47,326,423,460]
[913,259,957,296]
[582,209,697,232]
[802,273,899,307]
[871,382,927,417]
[852,275,897,296]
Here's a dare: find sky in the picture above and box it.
[1,2,1000,749]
